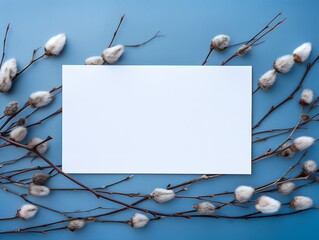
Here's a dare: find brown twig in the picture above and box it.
[221,13,285,65]
[124,31,162,47]
[2,109,39,133]
[11,49,46,81]
[252,86,260,95]
[108,14,125,48]
[0,23,10,68]
[202,47,214,66]
[3,165,60,178]
[255,152,306,192]
[25,108,62,129]
[0,102,30,131]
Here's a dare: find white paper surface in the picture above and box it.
[62,66,251,174]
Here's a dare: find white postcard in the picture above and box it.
[62,66,251,174]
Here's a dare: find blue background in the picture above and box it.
[0,0,318,239]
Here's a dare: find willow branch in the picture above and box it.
[0,23,10,68]
[253,54,319,130]
[124,31,162,47]
[25,108,62,129]
[221,13,285,65]
[11,50,46,82]
[108,14,125,47]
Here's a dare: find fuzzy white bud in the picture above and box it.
[85,56,104,65]
[280,142,295,158]
[302,160,317,175]
[258,69,277,90]
[27,137,49,154]
[29,91,53,108]
[0,72,12,92]
[29,183,50,197]
[3,101,18,116]
[255,196,281,214]
[293,42,312,63]
[17,204,38,219]
[273,55,295,73]
[299,88,313,105]
[44,33,66,56]
[150,188,175,203]
[193,202,215,215]
[291,136,315,151]
[1,58,17,79]
[9,126,27,142]
[290,196,313,210]
[234,185,254,203]
[67,219,86,231]
[278,182,295,195]
[237,44,251,56]
[210,34,230,51]
[102,44,124,64]
[130,213,149,228]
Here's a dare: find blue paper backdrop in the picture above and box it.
[0,0,318,239]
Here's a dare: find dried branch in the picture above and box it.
[124,31,162,47]
[221,13,285,65]
[11,49,46,82]
[108,14,125,47]
[0,23,10,68]
[253,54,319,130]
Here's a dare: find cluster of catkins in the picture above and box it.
[2,33,65,143]
[258,42,312,90]
[15,187,177,230]
[131,156,317,229]
[15,172,50,220]
[5,90,54,146]
[279,87,316,158]
[2,31,317,231]
[3,78,55,228]
[234,158,317,214]
[13,156,318,230]
[4,98,317,231]
[128,129,318,228]
[85,44,124,65]
[210,34,252,56]
[0,33,66,93]
[18,173,87,232]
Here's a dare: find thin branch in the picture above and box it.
[255,152,306,192]
[108,14,125,48]
[252,86,260,95]
[0,102,29,131]
[0,85,61,132]
[202,47,214,66]
[11,50,46,81]
[0,23,10,68]
[2,165,59,177]
[25,108,62,129]
[222,17,286,65]
[245,12,282,45]
[124,31,162,47]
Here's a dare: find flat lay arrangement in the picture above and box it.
[0,1,318,239]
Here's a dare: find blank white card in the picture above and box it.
[62,66,251,174]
